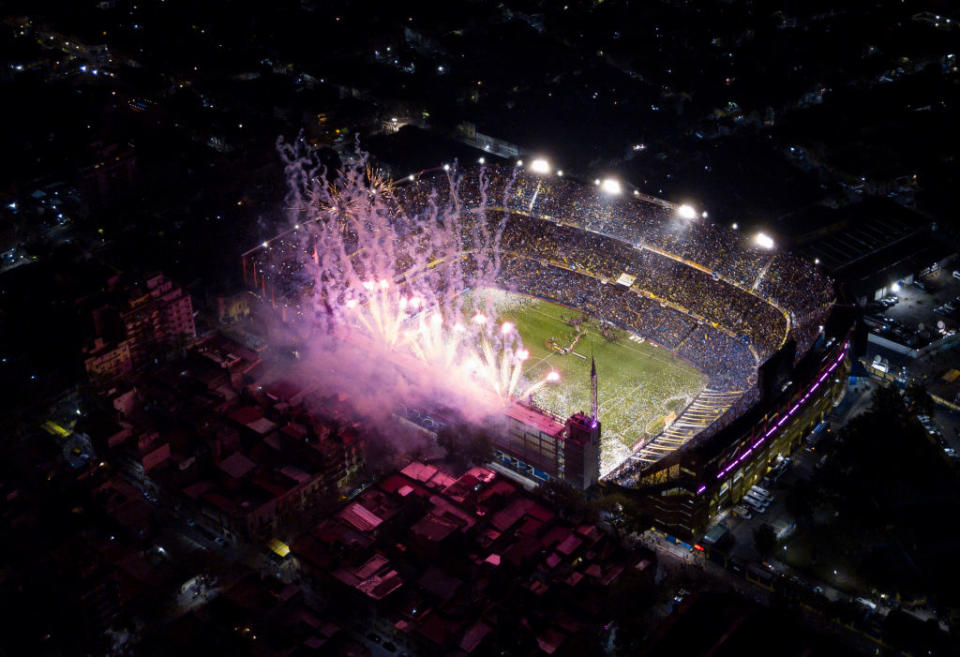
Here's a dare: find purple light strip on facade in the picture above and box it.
[714,345,847,481]
[696,484,707,495]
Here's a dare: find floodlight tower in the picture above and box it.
[590,353,599,428]
[526,157,552,212]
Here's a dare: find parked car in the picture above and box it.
[856,597,878,612]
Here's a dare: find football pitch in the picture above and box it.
[484,289,708,474]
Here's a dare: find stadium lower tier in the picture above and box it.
[610,336,851,541]
[496,255,758,392]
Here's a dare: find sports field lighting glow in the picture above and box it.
[529,158,551,175]
[557,170,564,177]
[677,204,697,220]
[600,178,622,195]
[754,232,775,250]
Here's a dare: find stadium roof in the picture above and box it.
[506,402,565,437]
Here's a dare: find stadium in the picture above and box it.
[243,156,850,539]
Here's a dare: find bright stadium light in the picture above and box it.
[516,159,524,167]
[677,204,697,220]
[814,257,820,265]
[442,163,450,172]
[600,178,622,195]
[754,232,775,250]
[478,157,485,164]
[557,170,564,177]
[732,222,738,230]
[529,158,551,175]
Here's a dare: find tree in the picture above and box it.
[539,480,599,524]
[905,381,935,417]
[753,524,777,556]
[598,491,651,539]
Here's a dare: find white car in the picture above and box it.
[856,597,878,612]
[745,492,769,506]
[750,489,773,502]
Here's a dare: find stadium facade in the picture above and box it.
[497,405,602,490]
[244,163,847,539]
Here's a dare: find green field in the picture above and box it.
[482,289,707,474]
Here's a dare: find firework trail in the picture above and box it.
[267,137,559,405]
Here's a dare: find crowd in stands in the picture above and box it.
[497,255,757,392]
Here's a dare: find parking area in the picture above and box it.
[870,269,960,347]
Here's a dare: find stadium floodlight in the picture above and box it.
[529,158,551,175]
[600,178,622,195]
[677,204,697,220]
[408,174,415,181]
[814,257,820,265]
[557,170,564,177]
[754,232,775,250]
[732,222,738,230]
[442,163,450,172]
[701,211,709,218]
[478,157,485,164]
[262,241,269,249]
[516,159,524,167]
